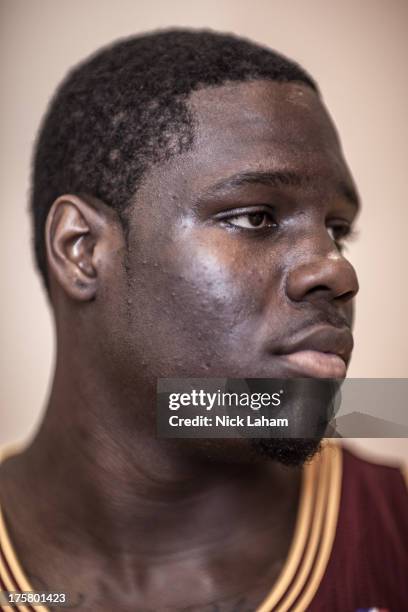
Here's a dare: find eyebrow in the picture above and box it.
[203,170,360,210]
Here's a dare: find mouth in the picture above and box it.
[274,325,353,378]
[277,350,347,378]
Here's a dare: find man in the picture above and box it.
[0,29,406,611]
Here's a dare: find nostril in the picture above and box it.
[304,285,332,301]
[310,285,329,294]
[336,289,356,303]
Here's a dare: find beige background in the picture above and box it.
[1,0,407,462]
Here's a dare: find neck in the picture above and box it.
[1,354,301,587]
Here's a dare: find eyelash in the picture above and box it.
[327,224,358,253]
[216,207,357,251]
[216,207,277,232]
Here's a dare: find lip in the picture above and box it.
[277,350,347,378]
[275,325,353,378]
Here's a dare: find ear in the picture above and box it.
[45,195,123,301]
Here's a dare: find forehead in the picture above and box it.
[136,80,355,204]
[191,80,337,145]
[189,80,345,177]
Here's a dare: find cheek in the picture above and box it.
[162,231,282,351]
[180,245,246,313]
[126,228,283,376]
[176,233,262,317]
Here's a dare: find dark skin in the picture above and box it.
[0,80,359,610]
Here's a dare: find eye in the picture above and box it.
[225,211,277,230]
[327,222,355,252]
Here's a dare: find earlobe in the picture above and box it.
[45,195,101,301]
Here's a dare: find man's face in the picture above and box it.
[103,80,359,460]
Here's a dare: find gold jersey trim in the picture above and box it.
[256,442,342,612]
[0,444,48,612]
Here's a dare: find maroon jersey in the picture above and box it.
[309,446,408,611]
[257,444,407,612]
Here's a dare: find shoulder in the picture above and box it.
[340,444,408,523]
[337,445,408,581]
[309,444,408,610]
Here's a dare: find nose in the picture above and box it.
[285,249,359,305]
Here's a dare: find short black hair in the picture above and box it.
[31,28,318,288]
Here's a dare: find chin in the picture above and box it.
[249,437,323,467]
[185,437,322,468]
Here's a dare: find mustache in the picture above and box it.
[271,308,352,345]
[302,309,351,330]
